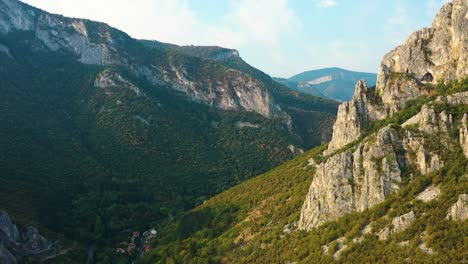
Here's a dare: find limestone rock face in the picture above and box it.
[377,0,468,106]
[299,126,403,230]
[94,70,145,97]
[446,194,468,221]
[299,97,466,230]
[326,80,386,154]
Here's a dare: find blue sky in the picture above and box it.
[22,0,450,77]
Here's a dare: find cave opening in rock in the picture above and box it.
[421,72,434,82]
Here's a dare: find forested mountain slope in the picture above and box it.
[0,0,338,262]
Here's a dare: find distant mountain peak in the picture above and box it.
[274,67,377,102]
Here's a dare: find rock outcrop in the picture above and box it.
[391,211,416,233]
[299,126,404,229]
[416,185,440,202]
[378,211,417,241]
[299,0,468,231]
[0,211,59,263]
[446,194,468,221]
[377,0,467,113]
[460,114,468,158]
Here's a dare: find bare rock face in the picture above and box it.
[326,80,386,154]
[377,0,468,112]
[446,194,468,221]
[94,70,145,97]
[299,126,403,230]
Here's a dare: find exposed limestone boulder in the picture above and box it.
[391,211,416,233]
[379,75,428,114]
[446,194,468,221]
[378,211,416,241]
[378,227,390,241]
[416,185,440,202]
[0,212,57,261]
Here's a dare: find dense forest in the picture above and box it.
[0,23,337,263]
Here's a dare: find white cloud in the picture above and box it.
[315,0,338,8]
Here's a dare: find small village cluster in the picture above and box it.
[115,228,157,255]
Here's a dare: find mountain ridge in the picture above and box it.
[274,67,377,102]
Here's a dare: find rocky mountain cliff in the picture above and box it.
[299,0,468,231]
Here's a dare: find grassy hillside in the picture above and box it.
[144,80,468,264]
